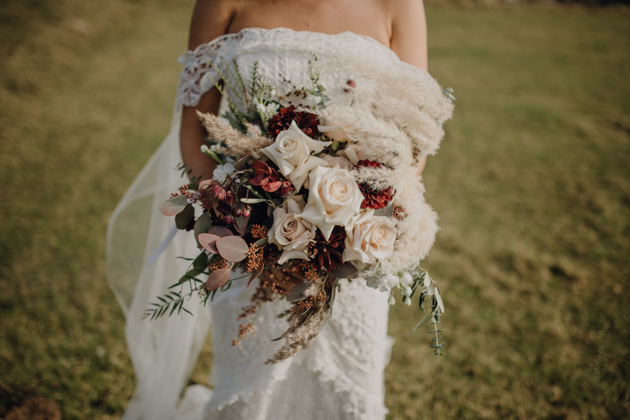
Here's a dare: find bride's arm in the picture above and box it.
[389,0,429,175]
[180,0,237,181]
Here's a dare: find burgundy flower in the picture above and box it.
[308,226,346,272]
[250,161,283,192]
[267,105,319,139]
[221,214,235,225]
[356,160,394,210]
[279,181,294,198]
[224,190,235,206]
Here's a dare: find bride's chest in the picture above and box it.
[225,0,391,47]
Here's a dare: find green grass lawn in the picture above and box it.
[1,2,629,419]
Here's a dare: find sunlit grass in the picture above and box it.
[1,2,628,419]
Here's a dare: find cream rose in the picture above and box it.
[322,154,353,171]
[344,209,396,266]
[341,144,369,166]
[317,117,355,142]
[261,120,330,191]
[297,166,363,240]
[268,196,316,264]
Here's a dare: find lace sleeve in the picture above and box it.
[176,48,219,109]
[175,31,252,109]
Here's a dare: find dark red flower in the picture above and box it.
[267,105,319,139]
[359,184,393,210]
[308,226,346,272]
[279,180,294,198]
[224,190,235,206]
[250,161,283,192]
[356,160,395,210]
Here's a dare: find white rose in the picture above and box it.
[341,145,369,166]
[318,117,355,142]
[322,154,353,170]
[212,162,235,183]
[344,209,396,265]
[261,120,330,191]
[268,196,316,264]
[298,166,363,240]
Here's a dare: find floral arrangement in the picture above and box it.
[146,55,454,362]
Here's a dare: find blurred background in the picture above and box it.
[1,0,629,418]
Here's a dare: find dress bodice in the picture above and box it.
[176,27,403,110]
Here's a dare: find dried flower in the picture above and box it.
[206,182,227,202]
[279,181,294,198]
[393,205,408,220]
[356,160,394,210]
[246,243,263,272]
[250,224,268,240]
[308,226,346,272]
[221,214,235,225]
[268,105,320,139]
[250,161,283,192]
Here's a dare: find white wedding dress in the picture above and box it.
[108,27,442,420]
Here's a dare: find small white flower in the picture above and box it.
[388,295,396,305]
[404,297,411,306]
[200,145,210,154]
[212,162,235,183]
[401,272,414,287]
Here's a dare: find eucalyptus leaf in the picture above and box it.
[331,262,360,279]
[254,237,268,247]
[240,198,269,204]
[175,204,195,229]
[194,212,212,246]
[192,252,209,271]
[413,312,434,332]
[159,195,188,216]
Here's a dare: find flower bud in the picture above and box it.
[221,214,235,225]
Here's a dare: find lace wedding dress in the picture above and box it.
[108,27,448,420]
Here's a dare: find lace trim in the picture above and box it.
[176,27,399,109]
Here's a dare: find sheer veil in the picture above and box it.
[106,107,213,419]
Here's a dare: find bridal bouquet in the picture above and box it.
[146,55,454,362]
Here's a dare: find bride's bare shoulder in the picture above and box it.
[188,0,240,49]
[383,0,428,70]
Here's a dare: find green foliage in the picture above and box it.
[143,291,192,320]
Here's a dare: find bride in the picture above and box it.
[107,0,439,419]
